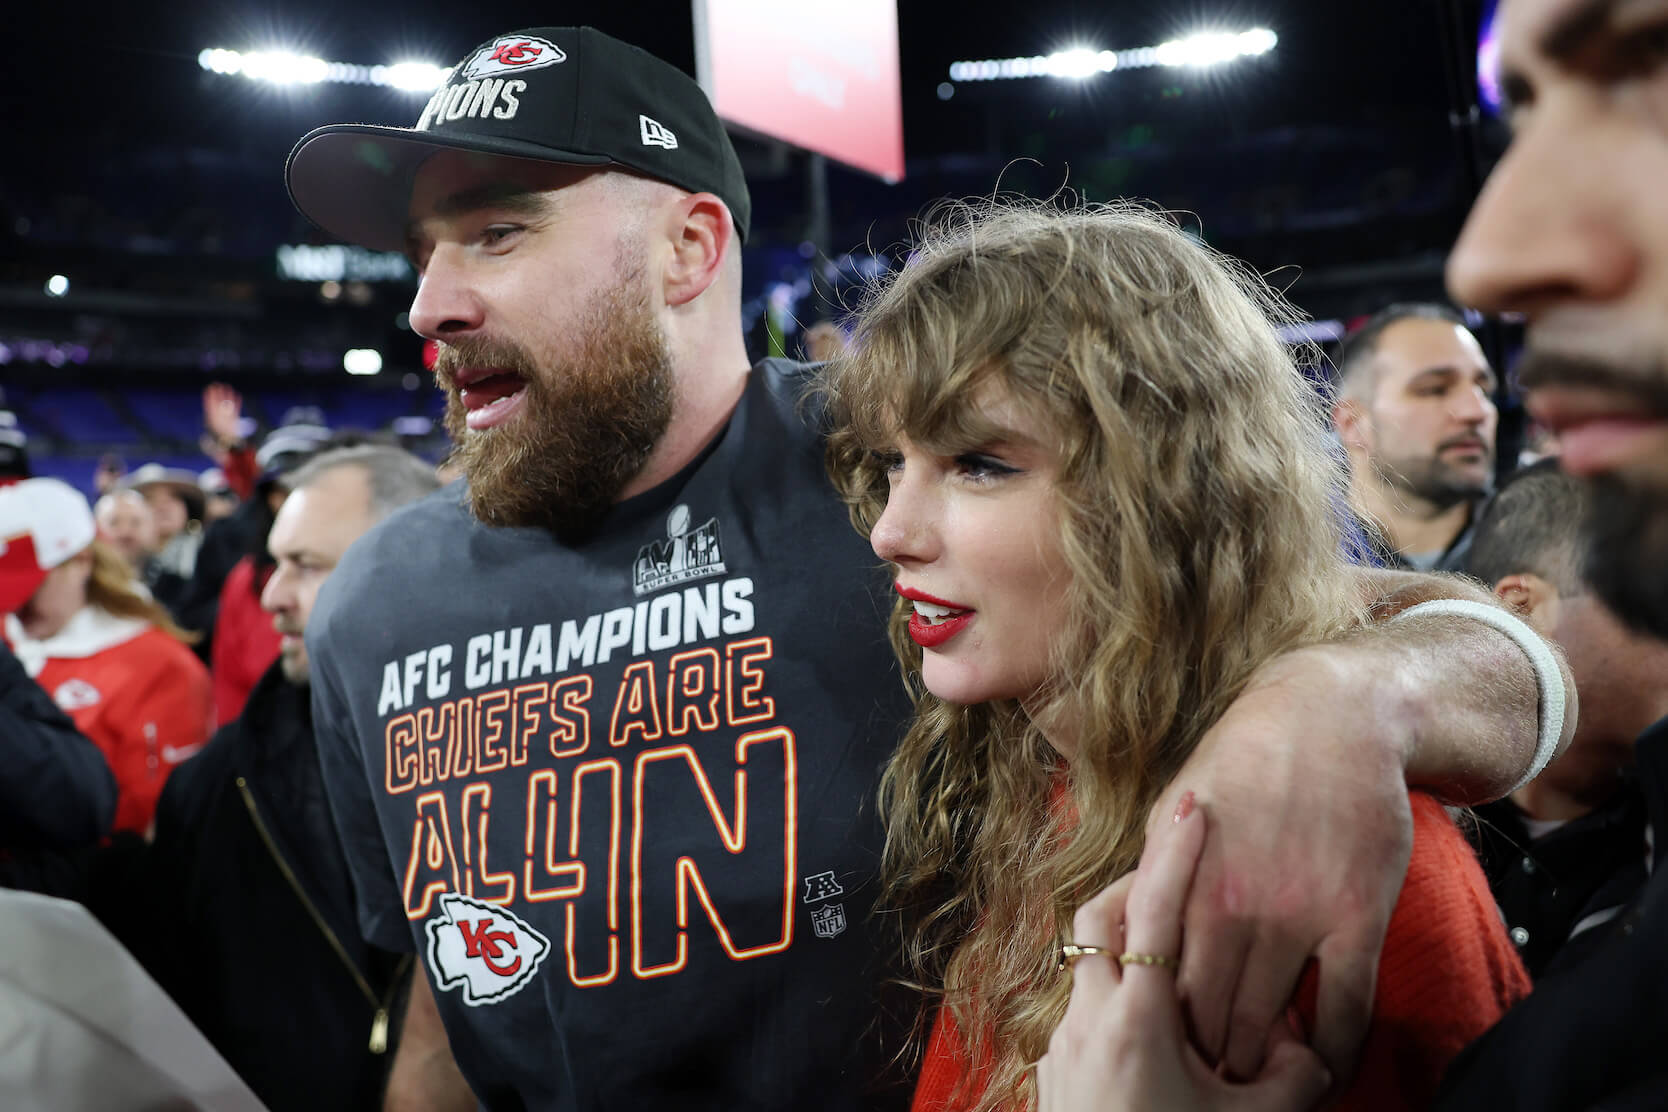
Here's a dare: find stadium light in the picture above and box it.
[45,275,69,297]
[198,48,447,91]
[344,349,384,376]
[948,28,1277,83]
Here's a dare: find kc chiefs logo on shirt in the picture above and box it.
[425,892,552,1006]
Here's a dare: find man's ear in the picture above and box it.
[662,193,732,309]
[1494,572,1560,634]
[1332,397,1372,455]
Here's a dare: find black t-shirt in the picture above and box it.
[1436,722,1668,1109]
[308,361,912,1110]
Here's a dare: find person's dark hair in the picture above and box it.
[0,428,29,479]
[1464,459,1588,592]
[1333,302,1470,401]
[286,444,440,522]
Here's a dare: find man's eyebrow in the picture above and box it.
[1498,0,1624,112]
[432,182,549,219]
[1407,365,1497,386]
[403,182,550,249]
[271,545,331,563]
[1539,0,1621,61]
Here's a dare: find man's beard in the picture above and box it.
[1517,347,1668,637]
[279,645,310,686]
[1374,445,1492,508]
[1583,473,1668,639]
[436,276,674,540]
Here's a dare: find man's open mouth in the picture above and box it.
[454,369,530,430]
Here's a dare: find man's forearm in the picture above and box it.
[384,972,476,1111]
[1350,567,1577,804]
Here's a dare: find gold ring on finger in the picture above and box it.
[1056,943,1117,971]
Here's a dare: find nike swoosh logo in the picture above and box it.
[161,743,204,764]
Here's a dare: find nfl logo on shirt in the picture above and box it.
[810,904,847,940]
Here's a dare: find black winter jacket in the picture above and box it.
[112,661,411,1111]
[0,639,116,849]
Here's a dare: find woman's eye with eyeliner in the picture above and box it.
[956,453,1018,480]
[868,450,904,474]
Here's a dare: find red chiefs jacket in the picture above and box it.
[6,607,212,835]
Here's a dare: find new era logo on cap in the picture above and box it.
[639,115,678,150]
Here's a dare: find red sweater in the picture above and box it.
[912,791,1530,1111]
[211,556,281,726]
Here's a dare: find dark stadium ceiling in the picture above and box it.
[4,0,1491,329]
[11,0,1463,177]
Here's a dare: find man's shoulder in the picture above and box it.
[335,484,470,577]
[312,484,471,640]
[749,357,827,437]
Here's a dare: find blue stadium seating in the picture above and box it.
[9,387,136,444]
[123,389,209,441]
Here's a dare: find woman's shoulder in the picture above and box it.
[1376,792,1528,1072]
[1401,789,1498,901]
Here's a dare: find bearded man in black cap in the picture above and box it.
[287,26,1576,1111]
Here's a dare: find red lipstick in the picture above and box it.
[896,583,975,649]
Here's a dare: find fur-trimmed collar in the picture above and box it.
[5,606,150,677]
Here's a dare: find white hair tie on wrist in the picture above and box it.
[1392,598,1567,794]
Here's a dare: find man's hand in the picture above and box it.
[202,382,244,447]
[1142,648,1415,1088]
[1038,803,1331,1112]
[1135,567,1568,1088]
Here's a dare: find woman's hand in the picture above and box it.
[1037,801,1332,1112]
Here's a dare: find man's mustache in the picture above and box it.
[1516,348,1668,418]
[432,337,538,390]
[1438,433,1490,452]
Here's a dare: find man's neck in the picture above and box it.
[616,340,752,503]
[1352,472,1471,561]
[1511,771,1621,824]
[1512,694,1668,823]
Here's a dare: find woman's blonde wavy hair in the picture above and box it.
[84,540,200,644]
[822,199,1366,1109]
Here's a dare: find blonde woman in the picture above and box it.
[1,478,212,835]
[824,202,1531,1110]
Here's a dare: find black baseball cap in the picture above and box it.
[286,27,750,251]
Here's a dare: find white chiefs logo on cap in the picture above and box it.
[459,35,567,80]
[425,892,551,1006]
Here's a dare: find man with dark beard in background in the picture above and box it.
[1434,0,1668,1105]
[1331,303,1500,571]
[284,26,1575,1111]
